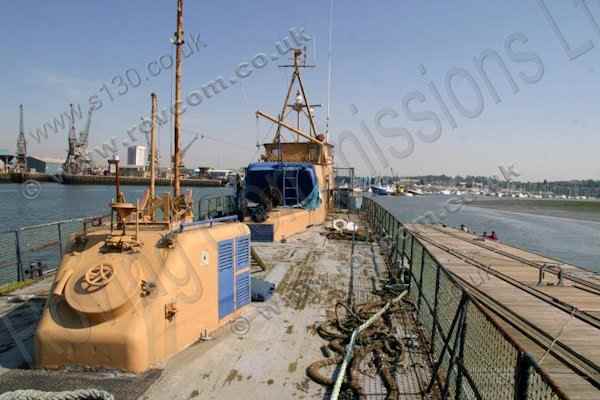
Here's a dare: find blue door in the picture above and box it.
[218,240,234,319]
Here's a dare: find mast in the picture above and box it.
[150,93,158,207]
[173,0,184,197]
[274,49,320,143]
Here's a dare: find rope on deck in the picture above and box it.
[0,389,114,400]
[329,290,407,400]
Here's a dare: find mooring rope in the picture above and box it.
[329,290,407,400]
[0,389,114,400]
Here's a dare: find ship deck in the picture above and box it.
[0,212,433,399]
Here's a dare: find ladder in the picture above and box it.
[283,168,300,207]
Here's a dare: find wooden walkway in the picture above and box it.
[405,224,600,400]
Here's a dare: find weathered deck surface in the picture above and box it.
[0,215,433,399]
[406,224,600,400]
[144,213,432,399]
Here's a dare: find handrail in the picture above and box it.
[0,214,110,286]
[1,214,109,234]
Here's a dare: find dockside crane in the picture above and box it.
[63,105,93,175]
[79,108,92,149]
[15,104,27,173]
[63,104,79,175]
[77,108,93,173]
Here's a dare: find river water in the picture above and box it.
[374,195,600,272]
[1,184,598,272]
[0,183,232,231]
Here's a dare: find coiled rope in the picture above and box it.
[0,389,114,400]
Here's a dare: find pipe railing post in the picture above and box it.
[514,352,532,400]
[57,222,64,261]
[417,244,426,315]
[431,263,441,355]
[440,297,469,400]
[454,302,469,400]
[15,230,23,282]
[401,228,407,267]
[427,294,468,394]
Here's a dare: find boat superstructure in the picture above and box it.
[35,0,251,373]
[246,48,334,242]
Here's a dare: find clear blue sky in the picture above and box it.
[1,1,600,181]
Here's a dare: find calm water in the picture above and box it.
[374,195,600,272]
[0,183,232,231]
[1,185,598,272]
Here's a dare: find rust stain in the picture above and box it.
[223,369,243,386]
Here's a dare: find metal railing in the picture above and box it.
[0,215,108,286]
[197,195,237,221]
[362,196,569,400]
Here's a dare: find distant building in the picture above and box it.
[0,149,14,172]
[26,156,45,173]
[120,165,146,177]
[25,157,65,174]
[40,158,64,175]
[127,145,147,167]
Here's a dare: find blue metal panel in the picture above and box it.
[248,224,274,242]
[218,239,233,270]
[236,271,251,309]
[218,240,234,318]
[236,236,250,271]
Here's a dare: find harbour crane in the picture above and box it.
[63,104,79,174]
[63,105,93,175]
[77,108,93,173]
[15,104,27,172]
[79,108,92,149]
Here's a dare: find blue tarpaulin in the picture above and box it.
[245,162,320,209]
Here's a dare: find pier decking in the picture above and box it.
[363,195,600,400]
[406,224,600,399]
[364,197,600,400]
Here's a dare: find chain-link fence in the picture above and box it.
[363,197,570,400]
[0,215,108,286]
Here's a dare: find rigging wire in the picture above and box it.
[180,128,255,151]
[255,115,261,151]
[169,41,175,172]
[326,0,335,140]
[238,80,259,150]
